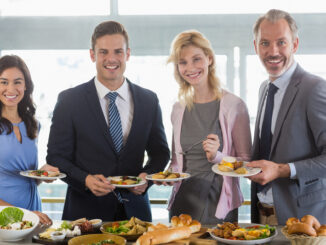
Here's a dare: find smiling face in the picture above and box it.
[254,18,298,81]
[90,34,130,90]
[0,67,26,110]
[177,45,212,88]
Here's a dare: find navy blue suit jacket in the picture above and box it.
[47,78,170,221]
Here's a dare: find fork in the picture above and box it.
[179,138,205,155]
[112,190,129,202]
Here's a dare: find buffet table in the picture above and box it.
[1,225,291,245]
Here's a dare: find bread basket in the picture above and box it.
[281,226,326,245]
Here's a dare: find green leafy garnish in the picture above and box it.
[61,220,72,229]
[0,207,24,226]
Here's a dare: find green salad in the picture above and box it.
[105,220,129,234]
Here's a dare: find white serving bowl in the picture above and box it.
[89,219,103,229]
[51,230,66,241]
[0,206,40,241]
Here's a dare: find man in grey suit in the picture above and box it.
[248,9,326,225]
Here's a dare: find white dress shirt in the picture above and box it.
[94,77,134,145]
[258,62,297,205]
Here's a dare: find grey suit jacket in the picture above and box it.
[251,64,326,225]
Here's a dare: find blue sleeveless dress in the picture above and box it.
[0,121,41,211]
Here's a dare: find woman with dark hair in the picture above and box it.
[0,55,56,225]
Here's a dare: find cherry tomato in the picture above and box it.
[227,237,237,240]
[112,222,119,228]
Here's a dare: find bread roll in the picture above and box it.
[189,220,201,233]
[301,215,321,230]
[147,223,168,232]
[317,225,326,236]
[135,226,192,245]
[286,217,300,228]
[288,222,317,237]
[179,214,192,226]
[171,216,179,227]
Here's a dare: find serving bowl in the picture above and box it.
[100,221,151,241]
[68,233,126,245]
[89,219,103,229]
[282,227,326,245]
[0,206,40,241]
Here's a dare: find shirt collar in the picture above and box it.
[94,77,129,101]
[269,61,297,91]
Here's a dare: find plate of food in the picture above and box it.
[107,176,146,188]
[208,222,277,244]
[146,170,190,182]
[20,170,66,180]
[100,217,151,241]
[33,217,98,244]
[0,206,39,242]
[212,156,261,177]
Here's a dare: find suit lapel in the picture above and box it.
[84,79,116,152]
[270,65,303,155]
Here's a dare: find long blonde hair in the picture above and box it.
[167,30,222,109]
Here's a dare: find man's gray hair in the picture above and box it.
[253,9,298,41]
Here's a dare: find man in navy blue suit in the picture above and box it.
[47,21,170,221]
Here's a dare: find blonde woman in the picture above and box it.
[166,31,251,224]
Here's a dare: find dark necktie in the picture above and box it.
[257,83,278,193]
[106,92,123,153]
[106,92,124,203]
[259,83,278,160]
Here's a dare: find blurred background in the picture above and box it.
[1,0,326,223]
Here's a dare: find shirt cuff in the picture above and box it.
[210,151,224,163]
[288,162,297,179]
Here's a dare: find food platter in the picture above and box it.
[212,163,261,177]
[146,173,191,182]
[20,170,66,180]
[100,219,152,241]
[209,224,278,244]
[107,176,146,188]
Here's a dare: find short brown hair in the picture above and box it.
[253,9,298,41]
[91,21,129,50]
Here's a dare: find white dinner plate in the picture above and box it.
[20,170,66,180]
[209,224,277,245]
[146,173,190,182]
[212,163,261,177]
[107,176,146,188]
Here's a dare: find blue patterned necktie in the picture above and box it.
[106,92,123,153]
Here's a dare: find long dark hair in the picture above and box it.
[0,55,37,139]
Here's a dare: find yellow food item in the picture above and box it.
[221,156,236,165]
[39,228,56,239]
[218,162,234,172]
[234,167,248,174]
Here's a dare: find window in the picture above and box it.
[0,0,109,16]
[119,0,326,15]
